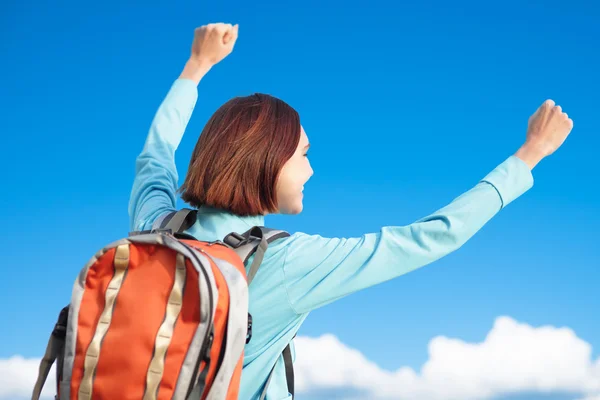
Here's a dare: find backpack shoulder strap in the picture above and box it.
[31,306,69,400]
[259,340,295,400]
[224,227,290,260]
[223,226,289,285]
[152,208,198,233]
[224,226,295,399]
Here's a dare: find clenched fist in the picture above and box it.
[191,23,239,67]
[180,23,239,84]
[515,99,574,169]
[526,100,573,157]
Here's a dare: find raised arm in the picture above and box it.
[128,23,239,231]
[282,99,574,314]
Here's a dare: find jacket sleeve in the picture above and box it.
[128,79,198,232]
[282,155,534,314]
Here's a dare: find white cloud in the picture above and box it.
[0,355,55,399]
[294,316,600,400]
[3,317,599,400]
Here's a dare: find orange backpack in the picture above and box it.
[31,209,292,400]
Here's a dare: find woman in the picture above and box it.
[128,23,573,400]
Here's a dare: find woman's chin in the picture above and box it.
[278,199,304,215]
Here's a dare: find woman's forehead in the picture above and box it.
[300,126,309,144]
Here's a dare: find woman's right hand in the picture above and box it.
[180,23,239,83]
[190,23,239,68]
[515,100,574,169]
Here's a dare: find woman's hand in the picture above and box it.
[180,23,239,84]
[514,100,574,170]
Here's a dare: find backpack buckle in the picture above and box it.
[224,232,246,248]
[246,313,253,344]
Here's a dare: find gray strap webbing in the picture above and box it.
[259,361,276,400]
[162,208,197,233]
[227,227,290,266]
[259,342,294,400]
[247,236,268,284]
[31,333,61,400]
[283,343,294,396]
[151,211,171,231]
[283,344,294,399]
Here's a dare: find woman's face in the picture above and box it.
[276,126,313,215]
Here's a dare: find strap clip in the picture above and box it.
[224,232,247,248]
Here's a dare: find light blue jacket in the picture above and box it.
[128,78,534,400]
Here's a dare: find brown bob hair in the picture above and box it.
[179,93,301,216]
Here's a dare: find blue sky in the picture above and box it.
[1,0,599,399]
